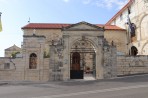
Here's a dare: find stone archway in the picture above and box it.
[137,14,148,41]
[70,39,96,79]
[140,15,148,39]
[141,41,148,55]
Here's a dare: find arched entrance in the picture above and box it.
[70,52,82,79]
[70,39,96,79]
[131,46,138,56]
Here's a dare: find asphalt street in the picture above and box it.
[0,74,148,98]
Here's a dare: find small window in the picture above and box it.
[4,63,10,69]
[120,14,123,21]
[131,23,136,37]
[128,6,131,14]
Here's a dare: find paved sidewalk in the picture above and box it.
[0,74,148,86]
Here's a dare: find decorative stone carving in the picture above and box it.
[49,39,64,81]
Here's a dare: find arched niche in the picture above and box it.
[29,53,37,69]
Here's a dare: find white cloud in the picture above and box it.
[82,0,128,10]
[104,0,128,9]
[63,0,70,3]
[82,0,92,5]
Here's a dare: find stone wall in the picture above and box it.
[23,29,62,53]
[0,57,24,81]
[42,58,50,81]
[103,44,117,78]
[117,55,148,76]
[1,54,148,81]
[22,28,128,55]
[23,58,50,81]
[104,30,127,55]
[0,57,50,81]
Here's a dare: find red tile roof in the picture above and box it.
[106,0,134,25]
[21,23,70,29]
[22,23,125,31]
[96,24,125,30]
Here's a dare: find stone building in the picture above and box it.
[0,21,125,81]
[106,0,148,55]
[0,0,148,81]
[5,44,21,57]
[20,21,127,81]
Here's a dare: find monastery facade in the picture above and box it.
[0,0,148,81]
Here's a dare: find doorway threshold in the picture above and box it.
[84,74,96,81]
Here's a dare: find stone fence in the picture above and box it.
[117,55,148,76]
[0,57,24,81]
[0,57,50,81]
[1,55,148,81]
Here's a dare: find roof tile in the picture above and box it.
[22,23,125,31]
[21,23,70,29]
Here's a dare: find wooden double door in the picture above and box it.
[70,52,83,79]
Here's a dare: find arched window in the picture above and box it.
[140,15,148,38]
[29,53,37,69]
[131,46,138,56]
[131,23,136,37]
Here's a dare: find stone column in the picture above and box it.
[96,45,104,79]
[96,37,104,79]
[62,35,70,81]
[111,46,117,77]
[49,45,56,80]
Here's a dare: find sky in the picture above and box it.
[0,0,128,57]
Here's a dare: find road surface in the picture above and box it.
[0,74,148,98]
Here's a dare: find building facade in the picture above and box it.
[0,21,126,81]
[106,0,148,55]
[0,0,148,81]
